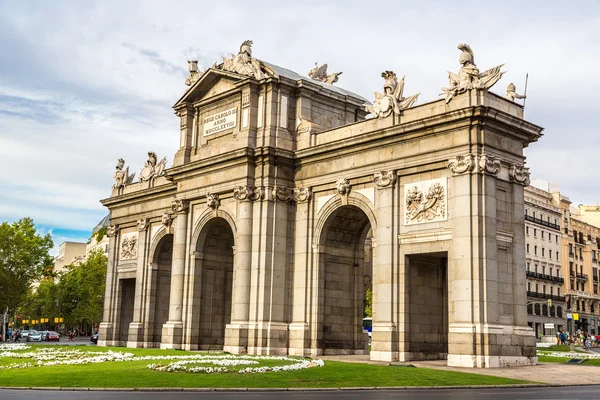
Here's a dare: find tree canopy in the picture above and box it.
[0,218,53,313]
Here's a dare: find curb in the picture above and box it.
[0,383,579,392]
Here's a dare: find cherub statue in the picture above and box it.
[307,63,343,85]
[441,44,505,103]
[113,158,135,189]
[505,83,526,102]
[139,151,167,182]
[185,60,202,86]
[364,71,420,118]
[221,40,266,80]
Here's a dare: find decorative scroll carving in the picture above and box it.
[404,178,447,225]
[207,192,220,210]
[448,154,475,175]
[161,212,173,228]
[293,187,312,203]
[336,177,351,195]
[374,170,396,189]
[219,40,271,80]
[171,199,189,214]
[441,43,505,104]
[509,164,530,186]
[139,151,167,182]
[185,60,202,86]
[136,219,149,231]
[113,158,135,189]
[272,186,294,202]
[478,153,502,175]
[233,186,264,201]
[106,225,119,237]
[307,63,342,85]
[296,116,312,135]
[365,71,419,118]
[120,233,138,260]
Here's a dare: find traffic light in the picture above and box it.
[548,299,552,307]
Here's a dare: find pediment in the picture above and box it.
[173,69,245,109]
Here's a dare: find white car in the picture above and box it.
[28,330,42,342]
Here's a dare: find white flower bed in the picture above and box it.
[535,342,553,348]
[537,351,600,359]
[0,346,325,374]
[0,343,30,351]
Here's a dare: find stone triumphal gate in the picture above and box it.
[99,41,542,367]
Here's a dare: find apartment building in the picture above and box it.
[524,185,565,336]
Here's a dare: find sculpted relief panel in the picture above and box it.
[120,232,138,260]
[404,178,447,225]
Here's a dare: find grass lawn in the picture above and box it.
[0,346,533,388]
[540,344,586,353]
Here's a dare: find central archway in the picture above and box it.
[194,217,235,349]
[318,205,372,354]
[150,233,173,345]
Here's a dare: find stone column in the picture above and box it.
[224,186,255,354]
[127,219,149,348]
[161,199,189,349]
[371,171,397,362]
[98,225,119,347]
[288,194,311,356]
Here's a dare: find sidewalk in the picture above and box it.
[320,355,600,386]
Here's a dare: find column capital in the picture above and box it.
[448,154,475,175]
[106,225,119,237]
[509,163,530,186]
[136,218,149,231]
[233,185,264,201]
[374,170,396,189]
[171,199,189,214]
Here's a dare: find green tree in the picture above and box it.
[364,288,372,318]
[0,218,53,332]
[56,250,107,328]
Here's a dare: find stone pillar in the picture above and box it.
[371,171,397,362]
[98,225,119,347]
[224,186,255,354]
[288,195,311,356]
[161,199,189,349]
[127,219,149,348]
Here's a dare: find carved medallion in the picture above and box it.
[404,178,447,225]
[374,170,396,189]
[120,233,138,260]
[448,154,475,175]
[509,164,530,186]
[207,192,221,210]
[336,177,351,195]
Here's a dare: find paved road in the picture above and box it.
[6,337,95,346]
[1,386,599,400]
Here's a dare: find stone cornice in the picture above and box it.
[101,182,176,208]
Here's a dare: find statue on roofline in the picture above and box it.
[139,151,167,182]
[220,40,267,80]
[113,158,135,189]
[308,63,342,85]
[364,71,420,118]
[185,60,202,86]
[441,43,505,104]
[505,82,526,102]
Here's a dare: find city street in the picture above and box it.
[1,386,600,400]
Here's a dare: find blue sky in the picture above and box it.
[1,0,599,254]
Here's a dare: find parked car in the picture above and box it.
[29,331,44,342]
[21,330,31,340]
[90,333,98,344]
[45,331,60,342]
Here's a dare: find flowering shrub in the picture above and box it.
[0,346,325,374]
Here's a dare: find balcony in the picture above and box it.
[594,274,599,282]
[567,290,593,298]
[525,270,564,283]
[527,291,566,302]
[577,273,588,281]
[524,215,561,231]
[570,270,575,277]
